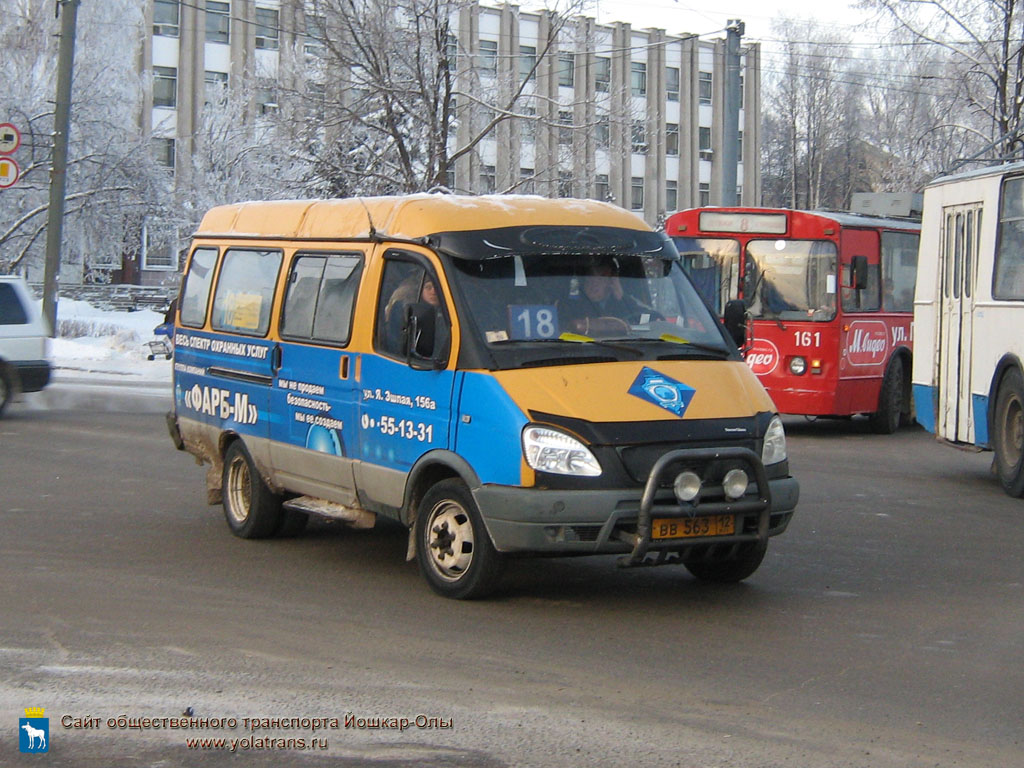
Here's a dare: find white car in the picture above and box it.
[0,275,51,416]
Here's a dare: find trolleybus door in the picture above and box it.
[939,207,980,442]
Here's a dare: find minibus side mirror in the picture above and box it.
[723,299,747,349]
[849,255,869,290]
[405,302,443,370]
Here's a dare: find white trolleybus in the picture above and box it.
[913,161,1024,496]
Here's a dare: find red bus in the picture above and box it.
[665,207,920,433]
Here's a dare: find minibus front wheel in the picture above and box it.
[684,540,768,583]
[415,479,504,599]
[222,440,285,539]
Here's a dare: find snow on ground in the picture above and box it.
[51,298,173,382]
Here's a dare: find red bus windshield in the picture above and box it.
[744,239,837,322]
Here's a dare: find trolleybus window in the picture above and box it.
[672,237,740,315]
[995,176,1024,300]
[744,239,837,321]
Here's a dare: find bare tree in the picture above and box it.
[0,0,174,280]
[865,0,1024,167]
[272,0,592,197]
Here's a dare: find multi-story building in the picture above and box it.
[137,0,760,284]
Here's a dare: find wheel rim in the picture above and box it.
[225,455,252,524]
[423,500,474,582]
[999,392,1024,469]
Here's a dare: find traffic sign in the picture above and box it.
[0,157,20,188]
[0,123,20,155]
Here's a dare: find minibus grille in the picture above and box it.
[618,439,758,484]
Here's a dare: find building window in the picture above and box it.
[699,182,710,207]
[153,66,177,108]
[630,120,647,154]
[151,137,175,169]
[479,39,498,77]
[205,1,230,45]
[666,66,679,101]
[666,180,678,213]
[630,61,647,96]
[736,187,742,206]
[304,13,325,55]
[739,74,744,108]
[142,218,179,270]
[520,106,536,143]
[481,164,496,194]
[737,130,743,158]
[255,7,279,50]
[519,168,535,195]
[595,173,610,202]
[559,110,573,146]
[445,166,456,191]
[595,56,610,92]
[519,45,536,83]
[595,115,609,149]
[699,126,712,160]
[699,71,712,105]
[666,123,679,156]
[631,177,644,210]
[558,171,573,198]
[558,52,574,88]
[257,83,278,115]
[204,70,228,106]
[153,0,179,37]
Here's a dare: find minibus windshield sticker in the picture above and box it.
[221,293,262,330]
[508,305,559,340]
[627,367,696,417]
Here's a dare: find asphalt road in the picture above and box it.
[1,407,1022,767]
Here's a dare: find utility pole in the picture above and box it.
[720,19,743,206]
[42,0,80,336]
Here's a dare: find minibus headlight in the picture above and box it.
[522,426,602,476]
[789,356,807,375]
[762,415,788,466]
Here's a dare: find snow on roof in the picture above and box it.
[194,194,649,241]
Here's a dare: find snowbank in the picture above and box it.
[51,298,172,382]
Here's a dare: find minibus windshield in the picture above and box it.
[448,251,731,367]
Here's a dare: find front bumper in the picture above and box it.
[474,447,798,559]
[12,360,51,393]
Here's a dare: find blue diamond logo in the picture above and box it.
[628,367,696,418]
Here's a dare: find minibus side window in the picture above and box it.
[179,247,218,328]
[376,257,449,361]
[281,252,363,345]
[210,248,282,337]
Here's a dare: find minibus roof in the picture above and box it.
[194,194,651,241]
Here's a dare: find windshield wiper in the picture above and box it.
[653,334,731,358]
[490,334,642,356]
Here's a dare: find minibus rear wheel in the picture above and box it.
[993,367,1024,497]
[684,541,767,583]
[222,440,284,538]
[415,479,504,599]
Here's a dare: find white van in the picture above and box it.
[0,276,51,417]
